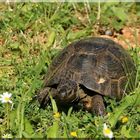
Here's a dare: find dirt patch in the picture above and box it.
[100,26,140,49]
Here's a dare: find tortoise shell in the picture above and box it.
[44,37,135,99]
[38,37,136,115]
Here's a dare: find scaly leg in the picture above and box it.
[79,90,106,116]
[91,94,106,116]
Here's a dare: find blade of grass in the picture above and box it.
[47,94,59,138]
[108,92,139,128]
[17,30,56,138]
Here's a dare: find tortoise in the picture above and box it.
[37,37,136,115]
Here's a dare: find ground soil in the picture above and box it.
[100,26,140,49]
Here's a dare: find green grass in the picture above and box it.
[0,2,140,138]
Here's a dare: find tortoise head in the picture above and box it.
[56,80,79,104]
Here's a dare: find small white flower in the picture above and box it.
[103,123,113,139]
[0,92,12,104]
[2,133,13,138]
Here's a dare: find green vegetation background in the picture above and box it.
[0,2,140,138]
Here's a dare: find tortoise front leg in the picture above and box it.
[37,87,57,108]
[91,94,106,116]
[80,91,106,116]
